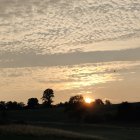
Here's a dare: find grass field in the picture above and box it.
[0,108,140,140]
[28,122,140,140]
[0,125,103,140]
[0,123,140,140]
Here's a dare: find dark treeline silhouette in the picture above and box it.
[64,95,140,123]
[0,88,55,110]
[0,101,24,110]
[0,88,140,123]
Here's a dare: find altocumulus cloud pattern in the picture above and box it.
[0,0,140,54]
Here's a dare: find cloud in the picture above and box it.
[0,0,140,55]
[0,61,139,91]
[0,60,140,103]
[0,47,140,68]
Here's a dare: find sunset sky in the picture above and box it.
[0,0,140,104]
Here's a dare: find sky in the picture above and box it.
[0,0,140,104]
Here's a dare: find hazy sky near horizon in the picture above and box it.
[0,0,140,103]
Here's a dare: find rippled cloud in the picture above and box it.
[0,0,140,54]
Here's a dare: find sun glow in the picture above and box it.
[84,97,92,104]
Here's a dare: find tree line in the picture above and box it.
[0,88,140,123]
[0,88,110,110]
[0,88,54,110]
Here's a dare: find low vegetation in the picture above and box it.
[0,125,103,140]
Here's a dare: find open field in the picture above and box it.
[0,108,140,140]
[37,122,140,140]
[0,123,140,140]
[0,124,103,140]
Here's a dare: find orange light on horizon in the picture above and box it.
[84,97,93,104]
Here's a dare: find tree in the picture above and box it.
[69,95,84,104]
[6,101,24,110]
[0,101,6,110]
[67,95,85,122]
[105,100,111,105]
[94,99,104,106]
[18,102,25,108]
[27,98,39,108]
[42,88,54,107]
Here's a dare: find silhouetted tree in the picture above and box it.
[18,102,25,108]
[6,101,15,110]
[6,101,23,110]
[27,98,39,108]
[66,95,86,122]
[42,88,54,107]
[0,101,6,110]
[95,99,104,106]
[69,95,84,104]
[105,100,111,105]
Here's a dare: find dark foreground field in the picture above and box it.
[0,123,140,140]
[0,108,140,140]
[0,124,102,140]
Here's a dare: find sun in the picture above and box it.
[84,97,92,104]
